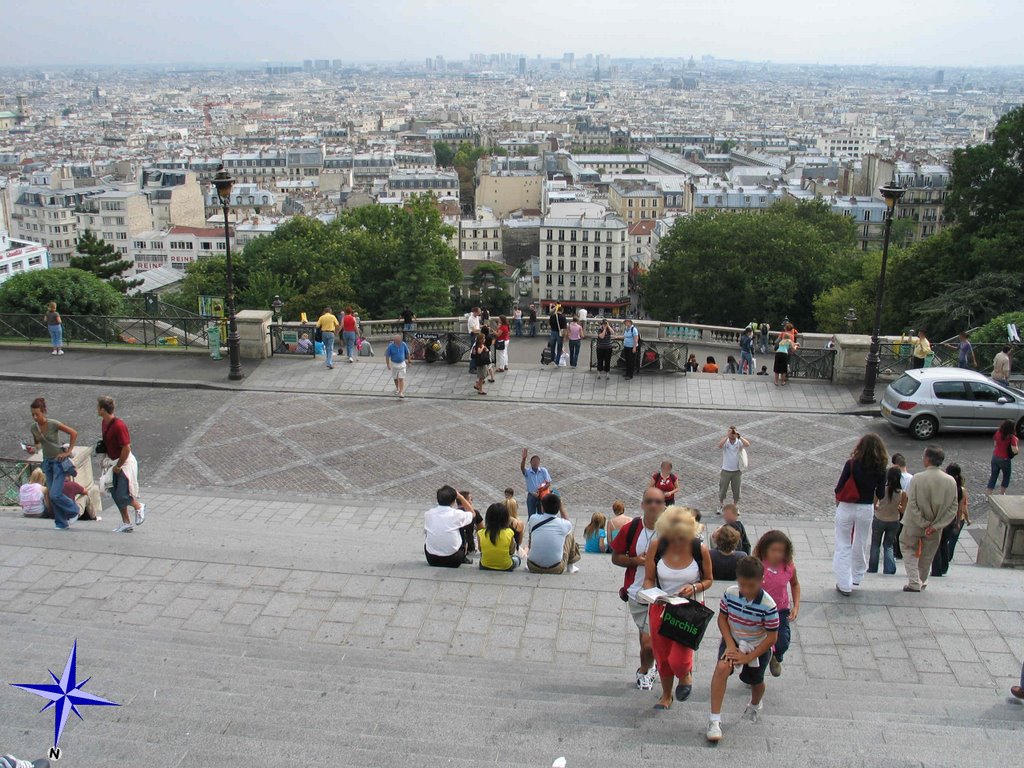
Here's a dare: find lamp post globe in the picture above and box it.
[213,166,244,381]
[858,174,905,404]
[271,295,283,324]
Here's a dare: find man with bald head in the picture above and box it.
[611,487,668,690]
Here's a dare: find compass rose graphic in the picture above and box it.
[11,640,119,749]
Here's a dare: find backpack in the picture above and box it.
[653,537,705,586]
[613,517,646,601]
[541,346,553,365]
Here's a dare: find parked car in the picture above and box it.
[881,368,1024,440]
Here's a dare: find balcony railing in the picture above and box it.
[0,313,212,349]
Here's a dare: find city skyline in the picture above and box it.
[3,0,1022,68]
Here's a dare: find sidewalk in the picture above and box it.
[0,346,870,414]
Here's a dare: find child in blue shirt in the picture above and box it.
[583,512,608,553]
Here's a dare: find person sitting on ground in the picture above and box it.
[684,354,700,373]
[710,524,746,582]
[756,365,769,376]
[477,502,522,571]
[526,493,581,574]
[714,503,751,553]
[725,356,740,374]
[607,499,632,545]
[702,356,719,373]
[18,469,48,517]
[357,336,374,357]
[423,486,475,568]
[503,487,519,521]
[295,333,313,354]
[584,511,608,553]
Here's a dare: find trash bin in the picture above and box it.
[208,324,222,360]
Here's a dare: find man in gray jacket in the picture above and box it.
[900,445,958,592]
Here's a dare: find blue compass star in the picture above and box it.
[10,640,119,748]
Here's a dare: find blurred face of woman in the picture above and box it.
[31,407,46,427]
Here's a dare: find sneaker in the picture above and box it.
[348,356,354,363]
[705,720,723,743]
[51,350,59,355]
[568,564,580,574]
[743,703,763,723]
[636,668,657,690]
[112,523,134,533]
[57,350,64,355]
[3,756,51,768]
[135,503,146,526]
[769,656,782,677]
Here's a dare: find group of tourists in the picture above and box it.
[19,396,146,533]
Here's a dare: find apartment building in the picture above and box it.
[141,170,206,230]
[475,169,543,217]
[383,169,459,202]
[9,174,108,266]
[816,130,875,159]
[861,156,949,240]
[75,190,152,256]
[132,225,231,273]
[686,182,785,214]
[459,215,502,260]
[0,229,48,285]
[574,154,648,174]
[538,212,629,311]
[787,187,888,251]
[628,219,656,271]
[608,180,663,224]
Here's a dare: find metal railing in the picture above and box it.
[0,313,212,349]
[0,458,30,506]
[877,340,1020,378]
[587,338,690,374]
[788,348,837,381]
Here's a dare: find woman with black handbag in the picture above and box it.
[642,506,714,710]
[472,334,490,395]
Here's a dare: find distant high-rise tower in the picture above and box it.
[934,69,945,86]
[518,57,526,76]
[563,52,575,70]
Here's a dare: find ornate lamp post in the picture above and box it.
[844,307,858,334]
[271,294,283,324]
[858,175,905,404]
[212,167,244,381]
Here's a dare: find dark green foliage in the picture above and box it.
[70,230,142,293]
[0,268,124,316]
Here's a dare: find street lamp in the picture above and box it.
[844,307,858,334]
[271,294,283,324]
[212,166,244,381]
[858,175,905,404]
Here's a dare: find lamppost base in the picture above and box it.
[857,392,876,405]
[228,371,245,381]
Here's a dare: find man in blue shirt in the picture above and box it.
[385,334,412,398]
[622,319,640,380]
[520,447,553,517]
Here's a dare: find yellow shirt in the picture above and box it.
[479,528,516,571]
[914,338,931,358]
[317,313,340,333]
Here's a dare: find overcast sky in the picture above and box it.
[3,0,1020,68]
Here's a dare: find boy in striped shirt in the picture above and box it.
[707,556,779,743]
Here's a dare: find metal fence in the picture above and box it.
[878,340,1020,378]
[0,313,212,349]
[587,339,690,374]
[0,458,30,506]
[788,348,837,381]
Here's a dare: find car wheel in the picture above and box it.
[910,415,938,441]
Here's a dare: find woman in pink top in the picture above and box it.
[754,530,800,679]
[566,317,584,368]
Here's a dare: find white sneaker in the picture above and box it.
[2,755,43,768]
[568,564,580,574]
[743,703,763,723]
[134,503,146,526]
[113,523,134,533]
[706,720,723,742]
[636,669,656,690]
[57,349,64,355]
[348,356,354,363]
[51,350,59,355]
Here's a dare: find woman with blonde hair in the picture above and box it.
[44,301,64,355]
[643,505,714,710]
[19,468,48,517]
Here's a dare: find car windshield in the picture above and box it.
[891,374,920,396]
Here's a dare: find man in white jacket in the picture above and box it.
[97,396,146,533]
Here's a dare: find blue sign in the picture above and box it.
[11,640,119,754]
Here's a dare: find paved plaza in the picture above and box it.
[0,374,1021,766]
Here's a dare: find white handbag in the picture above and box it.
[739,447,749,471]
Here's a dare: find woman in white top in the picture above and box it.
[19,468,48,517]
[643,506,714,711]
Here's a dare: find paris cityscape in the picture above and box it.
[1,1,1023,767]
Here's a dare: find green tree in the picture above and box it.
[972,311,1024,344]
[70,230,142,293]
[0,268,124,316]
[643,201,855,330]
[433,141,455,167]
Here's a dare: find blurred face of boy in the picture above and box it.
[737,575,763,602]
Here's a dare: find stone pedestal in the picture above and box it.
[26,445,103,518]
[236,309,273,360]
[977,495,1024,568]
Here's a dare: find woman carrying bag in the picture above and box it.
[472,333,490,395]
[642,506,714,710]
[833,433,888,596]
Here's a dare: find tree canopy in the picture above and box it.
[0,268,124,316]
[70,230,142,293]
[165,198,460,321]
[643,200,856,330]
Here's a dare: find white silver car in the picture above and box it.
[880,368,1024,440]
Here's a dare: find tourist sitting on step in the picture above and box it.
[424,486,475,568]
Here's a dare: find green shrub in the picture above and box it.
[0,268,125,316]
[972,311,1024,344]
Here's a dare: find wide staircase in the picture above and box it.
[1,490,1021,767]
